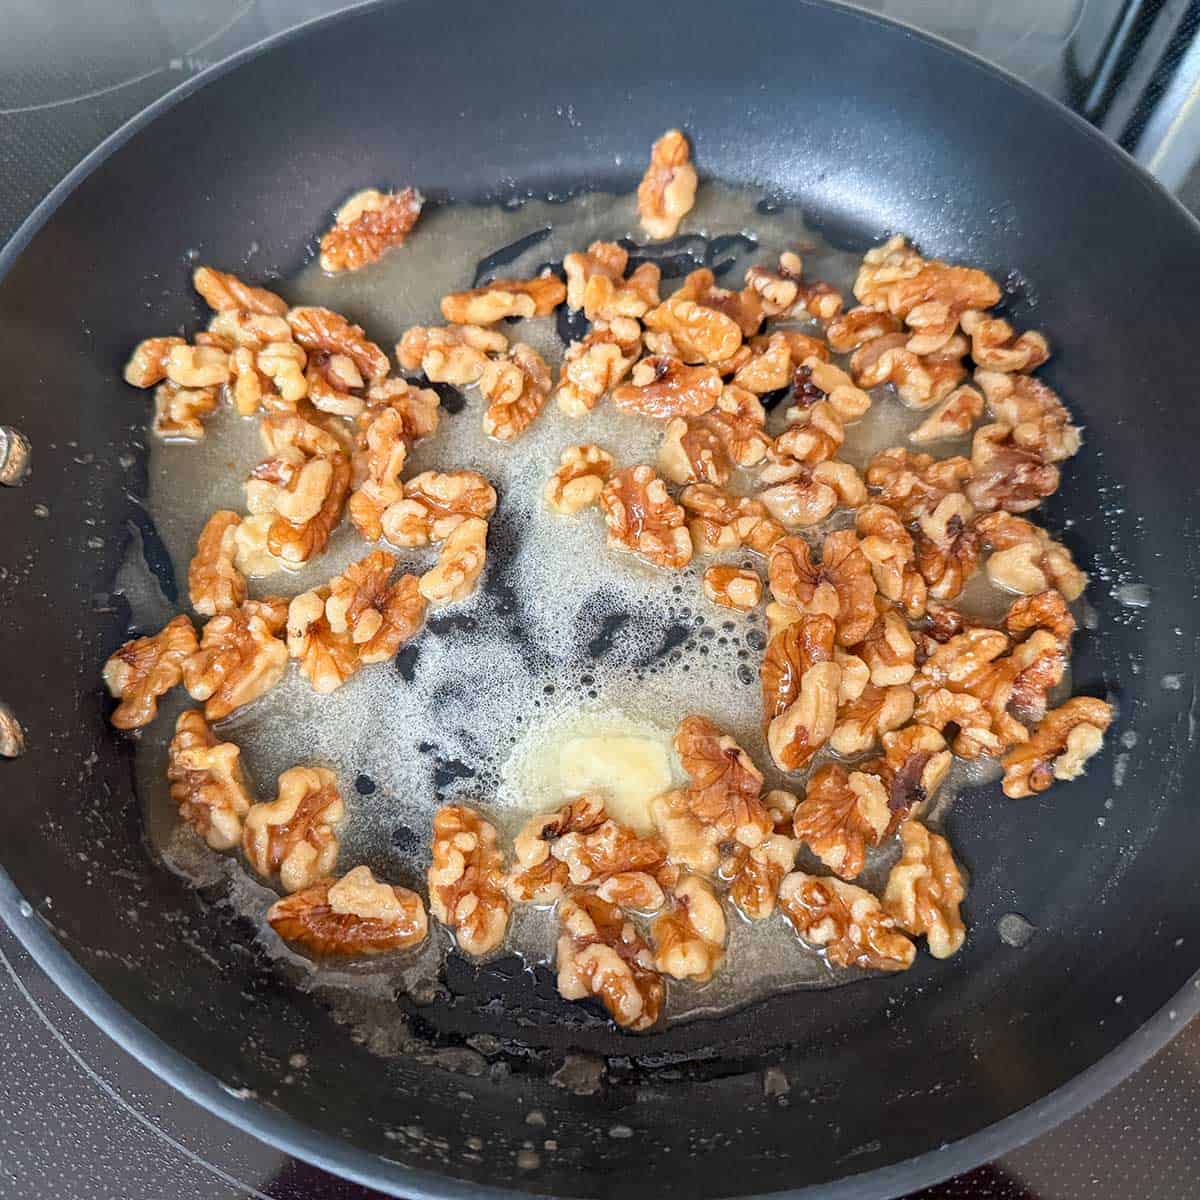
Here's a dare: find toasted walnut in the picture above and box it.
[326,550,426,653]
[160,342,231,389]
[759,459,866,530]
[779,872,915,971]
[867,724,953,828]
[319,187,422,273]
[182,599,287,719]
[208,309,293,351]
[166,710,252,850]
[836,647,871,704]
[789,358,872,423]
[600,465,692,570]
[704,384,772,466]
[556,319,642,416]
[188,511,247,617]
[506,796,606,903]
[916,626,1010,693]
[193,266,287,316]
[596,872,668,913]
[304,352,367,418]
[978,512,1086,600]
[564,240,624,310]
[721,832,798,920]
[826,306,903,353]
[651,876,726,981]
[124,336,186,387]
[703,565,762,612]
[974,371,1081,464]
[544,444,615,515]
[651,788,722,875]
[676,715,771,846]
[850,331,966,409]
[348,414,408,541]
[611,355,723,419]
[855,503,927,618]
[731,332,794,393]
[829,684,915,757]
[396,323,506,386]
[768,532,877,646]
[479,342,552,441]
[856,605,918,687]
[557,893,664,1030]
[637,128,698,239]
[643,295,743,366]
[770,400,845,470]
[152,382,218,440]
[658,416,730,486]
[286,587,357,693]
[914,688,1005,758]
[226,345,272,416]
[103,615,198,729]
[883,821,966,958]
[440,272,565,325]
[681,484,784,556]
[232,515,283,578]
[381,470,497,548]
[552,819,668,887]
[1001,697,1113,798]
[419,516,488,606]
[1005,588,1076,645]
[743,261,800,317]
[428,805,511,955]
[243,766,344,892]
[286,306,388,385]
[792,765,891,880]
[761,616,841,773]
[914,493,981,601]
[256,342,308,407]
[267,454,350,566]
[359,377,441,442]
[269,868,428,957]
[866,447,972,522]
[961,310,1049,373]
[910,385,984,444]
[965,424,1061,513]
[671,267,764,337]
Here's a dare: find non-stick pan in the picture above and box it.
[2,1,1199,1196]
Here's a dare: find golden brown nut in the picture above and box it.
[637,128,698,240]
[651,788,722,875]
[788,358,872,423]
[732,331,795,393]
[396,323,507,386]
[670,267,763,337]
[702,565,762,611]
[319,187,423,273]
[359,377,441,441]
[720,832,798,920]
[651,876,726,981]
[595,872,669,913]
[348,415,408,542]
[193,266,288,316]
[883,821,966,958]
[600,464,693,570]
[243,766,345,893]
[643,295,743,365]
[792,764,891,880]
[103,615,198,729]
[860,723,953,829]
[768,532,877,647]
[326,550,426,658]
[166,710,252,850]
[680,484,783,556]
[865,447,972,522]
[759,459,866,530]
[188,511,247,617]
[208,310,293,352]
[440,272,566,325]
[557,893,664,1030]
[286,306,389,385]
[826,305,903,353]
[965,424,1061,513]
[1005,588,1076,645]
[978,512,1086,600]
[974,371,1081,464]
[676,715,771,847]
[829,684,915,756]
[855,605,918,687]
[778,871,915,971]
[769,399,845,469]
[152,382,219,440]
[850,331,967,409]
[255,342,308,408]
[658,417,730,486]
[552,818,668,887]
[418,516,489,606]
[556,319,642,416]
[480,342,553,441]
[266,453,350,567]
[1001,697,1113,798]
[287,587,360,693]
[381,470,497,548]
[961,310,1049,373]
[506,796,607,904]
[909,384,984,444]
[611,355,723,419]
[544,444,616,514]
[268,867,428,957]
[855,503,927,618]
[915,493,981,601]
[428,804,511,956]
[183,599,288,720]
[124,336,186,388]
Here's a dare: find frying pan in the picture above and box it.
[1,1,1199,1196]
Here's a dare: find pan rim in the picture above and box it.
[1,1,1198,1197]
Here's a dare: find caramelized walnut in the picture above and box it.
[266,453,350,567]
[978,512,1086,600]
[651,876,726,981]
[188,511,247,617]
[611,355,722,418]
[651,788,723,876]
[153,381,219,440]
[731,332,794,394]
[961,311,1049,373]
[883,821,966,958]
[268,867,428,957]
[564,241,628,312]
[850,331,966,409]
[769,399,845,469]
[552,819,668,887]
[1005,589,1076,645]
[396,323,508,386]
[596,872,668,913]
[166,710,252,851]
[419,517,488,606]
[855,605,918,687]
[381,470,497,548]
[557,893,664,1030]
[865,724,953,828]
[193,266,288,316]
[787,358,872,423]
[829,684,915,756]
[347,411,408,542]
[702,384,771,466]
[680,484,784,556]
[183,600,288,720]
[721,832,798,920]
[243,766,345,893]
[760,615,841,772]
[325,550,426,657]
[915,493,982,601]
[825,306,903,353]
[124,336,186,388]
[545,444,616,514]
[915,626,1010,694]
[256,342,308,407]
[1001,697,1113,798]
[658,417,730,486]
[103,615,198,730]
[974,371,1081,464]
[676,715,771,847]
[637,128,698,240]
[600,465,693,570]
[643,295,744,365]
[965,423,1061,513]
[440,272,565,325]
[759,459,866,530]
[793,764,891,879]
[855,503,927,618]
[480,342,553,441]
[556,319,642,416]
[768,532,877,646]
[319,187,423,273]
[743,260,801,317]
[778,872,915,972]
[910,385,984,444]
[865,447,972,522]
[287,306,388,384]
[428,805,511,955]
[670,267,763,337]
[507,796,606,904]
[703,565,762,612]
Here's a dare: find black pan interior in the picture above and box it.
[1,1,1199,1197]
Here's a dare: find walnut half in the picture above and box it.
[882,821,966,958]
[637,128,698,240]
[319,187,423,273]
[166,710,252,850]
[103,614,198,729]
[544,444,615,515]
[428,805,511,956]
[188,511,247,617]
[600,465,693,570]
[1001,696,1113,798]
[243,766,345,893]
[183,598,289,720]
[651,876,726,981]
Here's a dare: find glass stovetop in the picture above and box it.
[2,2,1198,1197]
